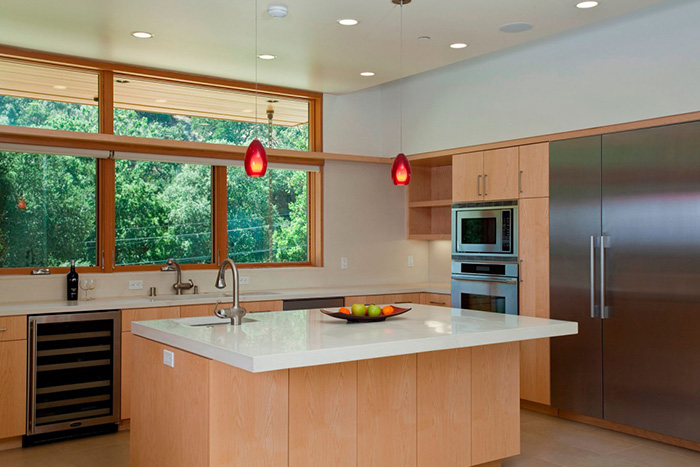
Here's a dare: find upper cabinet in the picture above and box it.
[453,148,520,202]
[518,143,549,199]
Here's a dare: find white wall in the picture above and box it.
[325,0,700,156]
[0,161,429,303]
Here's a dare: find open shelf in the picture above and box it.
[407,160,452,240]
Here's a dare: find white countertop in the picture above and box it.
[0,282,449,317]
[131,304,577,373]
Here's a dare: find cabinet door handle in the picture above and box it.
[477,175,482,196]
[429,301,446,305]
[0,327,8,332]
[519,170,524,194]
[483,174,488,196]
[519,260,523,282]
[590,236,599,319]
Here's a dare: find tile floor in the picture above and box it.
[1,410,698,466]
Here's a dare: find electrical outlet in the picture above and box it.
[163,349,174,368]
[408,255,414,267]
[240,276,250,285]
[129,280,143,290]
[341,257,348,270]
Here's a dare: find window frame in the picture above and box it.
[0,48,324,275]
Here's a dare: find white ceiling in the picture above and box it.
[0,0,673,95]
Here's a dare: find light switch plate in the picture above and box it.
[163,350,174,368]
[240,276,250,285]
[129,280,143,290]
[408,255,414,267]
[341,257,348,270]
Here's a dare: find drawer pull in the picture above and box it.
[0,327,7,332]
[429,301,446,305]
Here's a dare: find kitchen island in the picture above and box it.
[130,304,577,467]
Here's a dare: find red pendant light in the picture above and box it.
[391,153,411,185]
[17,198,26,210]
[245,138,267,177]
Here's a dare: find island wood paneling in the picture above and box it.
[358,355,417,467]
[289,362,357,467]
[179,303,216,318]
[121,306,179,420]
[209,360,288,467]
[420,293,451,307]
[0,340,27,439]
[242,300,284,313]
[417,348,472,467]
[471,342,521,465]
[345,293,421,307]
[130,337,209,467]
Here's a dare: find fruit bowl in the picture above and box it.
[320,306,411,323]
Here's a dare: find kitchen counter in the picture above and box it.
[132,304,577,372]
[0,282,449,317]
[130,305,577,466]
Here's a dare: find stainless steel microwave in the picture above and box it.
[452,201,518,259]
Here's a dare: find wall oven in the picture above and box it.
[451,261,519,315]
[452,201,517,260]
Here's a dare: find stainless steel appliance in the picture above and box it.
[550,121,700,443]
[452,201,517,260]
[26,310,121,445]
[451,261,519,315]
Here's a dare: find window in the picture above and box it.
[227,167,309,263]
[0,59,99,132]
[114,159,212,266]
[112,76,309,151]
[0,150,97,268]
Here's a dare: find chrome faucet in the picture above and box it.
[162,258,194,295]
[213,258,247,325]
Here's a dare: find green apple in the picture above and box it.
[351,303,367,316]
[367,304,382,317]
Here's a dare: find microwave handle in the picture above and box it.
[477,175,482,196]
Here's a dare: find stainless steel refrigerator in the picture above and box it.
[550,121,700,443]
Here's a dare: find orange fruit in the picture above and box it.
[338,307,351,315]
[381,305,394,315]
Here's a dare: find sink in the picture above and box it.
[175,316,257,326]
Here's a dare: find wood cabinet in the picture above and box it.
[518,197,551,405]
[121,306,180,420]
[344,293,421,307]
[453,148,519,203]
[519,143,549,199]
[420,293,451,307]
[407,162,452,240]
[0,316,27,439]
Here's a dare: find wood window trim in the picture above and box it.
[0,49,326,275]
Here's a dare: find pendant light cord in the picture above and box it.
[255,0,259,140]
[399,0,404,154]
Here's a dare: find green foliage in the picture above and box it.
[0,95,309,268]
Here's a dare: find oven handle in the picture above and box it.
[451,275,518,285]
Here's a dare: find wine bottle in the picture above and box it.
[67,260,79,301]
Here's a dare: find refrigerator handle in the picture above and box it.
[590,236,600,319]
[601,236,610,319]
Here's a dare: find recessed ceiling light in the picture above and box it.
[450,42,468,49]
[131,31,154,39]
[360,72,375,77]
[155,99,167,103]
[52,85,67,90]
[337,19,359,26]
[499,22,533,33]
[258,54,277,60]
[576,1,599,8]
